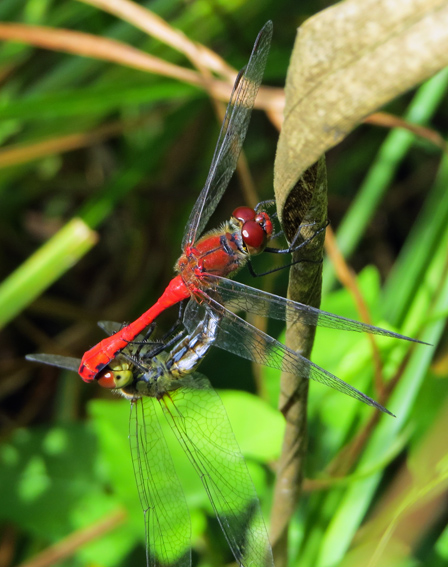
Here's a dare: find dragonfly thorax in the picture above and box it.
[176,227,247,282]
[176,208,272,285]
[115,352,181,400]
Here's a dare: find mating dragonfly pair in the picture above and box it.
[28,21,425,567]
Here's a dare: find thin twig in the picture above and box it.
[78,0,236,78]
[270,157,327,567]
[0,22,285,112]
[16,509,127,567]
[365,111,448,155]
[0,116,151,169]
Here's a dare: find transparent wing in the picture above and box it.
[160,374,274,567]
[98,320,158,342]
[203,274,426,344]
[182,21,273,249]
[25,353,80,372]
[26,324,159,378]
[184,298,393,415]
[98,320,123,335]
[129,398,191,567]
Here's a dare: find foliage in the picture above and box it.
[0,1,447,567]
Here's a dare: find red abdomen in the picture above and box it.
[78,275,189,382]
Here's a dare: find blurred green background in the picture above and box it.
[0,1,447,567]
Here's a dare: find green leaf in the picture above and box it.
[0,422,117,540]
[217,389,285,461]
[0,82,198,121]
[0,218,97,329]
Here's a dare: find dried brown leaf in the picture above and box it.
[0,22,284,112]
[78,0,236,79]
[0,23,200,85]
[274,0,448,202]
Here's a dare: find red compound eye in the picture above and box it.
[232,206,256,223]
[97,370,116,389]
[255,212,274,237]
[242,220,266,249]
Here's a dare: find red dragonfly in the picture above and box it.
[27,314,274,567]
[79,21,424,414]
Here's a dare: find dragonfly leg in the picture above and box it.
[255,198,276,212]
[246,220,328,277]
[160,299,189,338]
[246,256,323,278]
[118,315,190,370]
[143,328,188,359]
[264,219,329,255]
[125,300,189,354]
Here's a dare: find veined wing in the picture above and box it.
[185,297,393,415]
[98,320,124,335]
[130,398,191,567]
[26,353,192,565]
[182,21,272,249]
[25,353,80,372]
[160,374,274,567]
[98,320,162,350]
[204,274,427,344]
[26,324,160,375]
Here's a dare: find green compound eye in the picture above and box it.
[112,370,134,388]
[97,368,134,389]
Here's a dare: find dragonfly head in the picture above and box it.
[232,206,273,255]
[96,358,134,389]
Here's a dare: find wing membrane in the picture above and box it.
[204,274,426,344]
[130,398,191,567]
[25,353,81,372]
[182,21,272,248]
[160,374,274,567]
[98,320,123,335]
[187,297,393,415]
